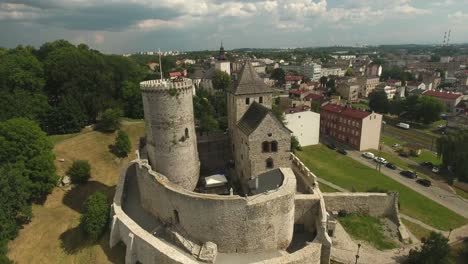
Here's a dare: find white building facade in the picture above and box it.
[285,111,320,147]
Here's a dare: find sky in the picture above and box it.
[0,0,467,54]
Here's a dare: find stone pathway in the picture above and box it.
[317,178,349,192]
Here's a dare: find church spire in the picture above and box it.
[218,41,226,61]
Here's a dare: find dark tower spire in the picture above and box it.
[218,41,226,61]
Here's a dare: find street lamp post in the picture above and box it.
[448,228,453,240]
[355,243,361,264]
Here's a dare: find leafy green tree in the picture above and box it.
[437,131,468,183]
[345,67,354,77]
[121,81,143,119]
[212,70,231,91]
[80,192,109,241]
[114,130,131,158]
[0,118,57,201]
[291,136,302,152]
[0,90,50,123]
[0,47,45,92]
[35,39,74,61]
[415,96,445,124]
[43,95,87,134]
[67,160,91,184]
[368,90,390,113]
[97,108,122,132]
[404,232,450,264]
[270,68,285,86]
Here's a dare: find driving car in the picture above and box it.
[362,152,375,159]
[416,179,432,187]
[400,170,417,179]
[374,156,388,164]
[386,163,397,170]
[432,167,439,173]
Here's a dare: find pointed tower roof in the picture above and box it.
[218,42,226,61]
[232,62,272,95]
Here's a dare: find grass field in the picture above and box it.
[455,187,468,200]
[401,219,432,241]
[296,145,467,230]
[338,214,398,250]
[409,150,442,166]
[319,182,341,193]
[8,122,145,264]
[381,134,404,147]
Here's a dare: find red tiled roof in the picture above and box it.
[422,90,463,100]
[285,76,303,81]
[289,88,309,95]
[169,71,182,77]
[304,93,323,101]
[321,104,371,119]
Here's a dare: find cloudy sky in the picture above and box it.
[0,0,467,54]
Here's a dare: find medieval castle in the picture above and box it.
[109,47,408,264]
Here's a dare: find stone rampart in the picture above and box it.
[291,153,318,194]
[134,156,297,253]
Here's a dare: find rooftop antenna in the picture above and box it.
[447,29,451,46]
[158,48,163,81]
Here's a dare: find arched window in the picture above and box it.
[271,141,278,152]
[185,128,189,138]
[262,141,270,152]
[266,158,274,169]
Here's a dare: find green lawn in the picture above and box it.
[401,219,432,241]
[338,214,398,250]
[319,182,341,193]
[409,150,442,166]
[296,145,467,230]
[381,134,404,148]
[48,133,81,145]
[455,187,468,200]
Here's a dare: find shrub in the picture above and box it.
[80,192,109,241]
[404,232,450,264]
[338,209,348,218]
[67,160,91,184]
[114,130,131,158]
[291,135,302,152]
[97,108,122,132]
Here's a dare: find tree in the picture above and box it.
[43,95,87,134]
[212,70,231,91]
[291,136,302,152]
[368,90,390,113]
[67,160,91,184]
[97,108,122,132]
[0,118,57,201]
[0,47,45,92]
[80,192,109,241]
[415,96,445,124]
[437,130,468,183]
[114,130,131,158]
[319,76,328,87]
[270,68,285,86]
[345,67,354,77]
[404,232,450,264]
[0,90,50,124]
[121,81,143,119]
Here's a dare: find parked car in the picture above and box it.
[374,156,388,164]
[392,143,401,148]
[337,148,348,155]
[416,179,432,187]
[400,170,417,179]
[421,161,434,168]
[362,152,375,159]
[432,167,439,173]
[326,143,337,150]
[386,163,397,170]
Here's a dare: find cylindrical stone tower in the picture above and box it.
[140,78,200,190]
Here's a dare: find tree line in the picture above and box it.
[0,40,150,135]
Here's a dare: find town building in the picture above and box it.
[282,63,322,81]
[336,82,360,102]
[285,106,320,146]
[375,83,397,99]
[320,104,382,151]
[357,76,380,97]
[422,90,464,112]
[321,67,345,77]
[366,64,382,77]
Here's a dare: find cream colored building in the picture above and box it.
[357,76,380,97]
[285,109,320,146]
[375,84,397,99]
[336,83,360,102]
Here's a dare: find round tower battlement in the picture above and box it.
[140,78,199,190]
[140,78,193,93]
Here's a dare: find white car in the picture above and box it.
[392,143,401,148]
[362,152,375,159]
[374,156,388,164]
[432,167,440,173]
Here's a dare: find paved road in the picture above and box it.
[346,149,468,219]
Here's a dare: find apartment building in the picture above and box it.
[357,76,380,97]
[320,104,382,151]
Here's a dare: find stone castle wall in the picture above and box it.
[141,79,200,190]
[135,158,297,253]
[322,193,397,219]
